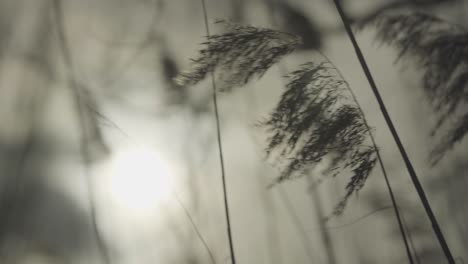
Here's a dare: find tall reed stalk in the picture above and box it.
[200,1,237,263]
[332,1,454,262]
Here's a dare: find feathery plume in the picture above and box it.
[260,62,377,216]
[367,12,468,164]
[175,20,301,91]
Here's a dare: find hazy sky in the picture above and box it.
[0,0,467,263]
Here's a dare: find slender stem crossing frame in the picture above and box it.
[200,1,237,263]
[332,1,454,262]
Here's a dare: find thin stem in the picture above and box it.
[401,209,422,264]
[319,51,414,263]
[332,1,454,263]
[200,1,237,263]
[52,1,111,263]
[174,193,217,264]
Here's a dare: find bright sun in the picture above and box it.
[103,146,175,213]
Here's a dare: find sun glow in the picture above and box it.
[104,146,175,212]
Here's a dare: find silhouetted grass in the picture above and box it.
[367,12,468,164]
[260,62,377,216]
[176,20,301,91]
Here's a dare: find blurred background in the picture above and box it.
[0,0,467,263]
